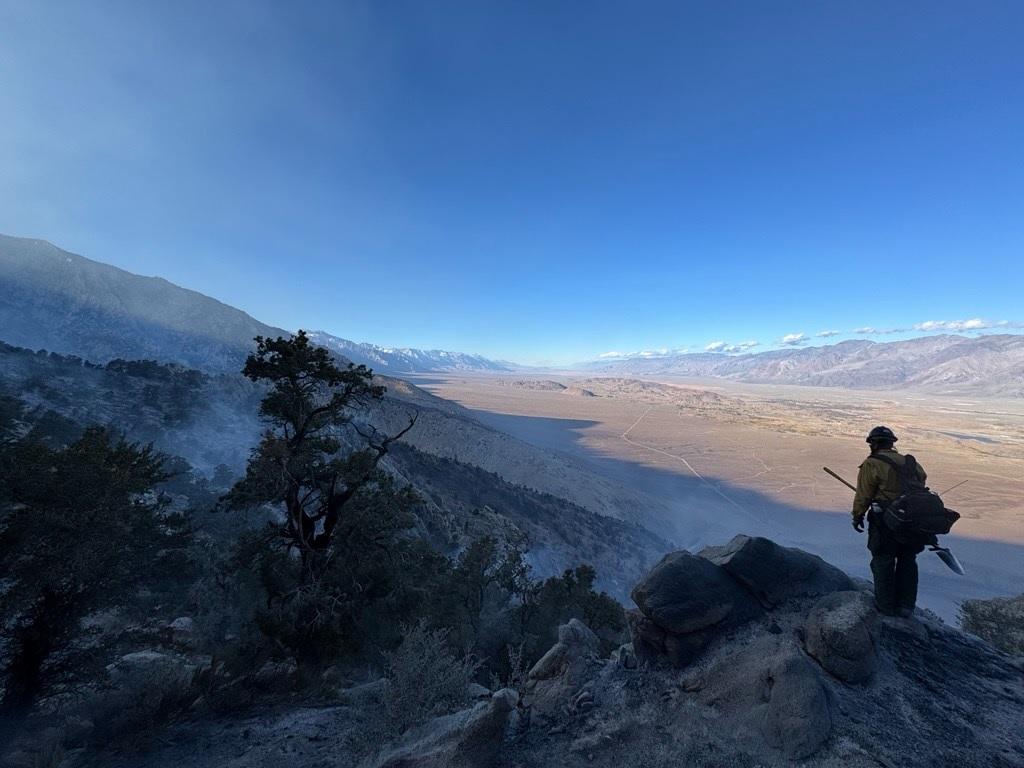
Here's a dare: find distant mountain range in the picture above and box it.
[578,335,1024,396]
[0,234,512,375]
[308,331,514,374]
[3,234,1021,393]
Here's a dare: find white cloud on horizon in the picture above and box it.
[593,321,1023,363]
[915,318,989,332]
[598,347,677,360]
[853,318,1024,336]
[725,340,760,353]
[853,326,905,335]
[780,332,806,346]
[706,340,760,354]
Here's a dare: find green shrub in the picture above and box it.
[960,594,1024,656]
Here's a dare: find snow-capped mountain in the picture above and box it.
[308,331,515,374]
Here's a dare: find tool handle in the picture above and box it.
[822,466,857,492]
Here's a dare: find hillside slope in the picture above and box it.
[0,341,665,594]
[0,234,285,372]
[0,234,513,376]
[69,537,1024,768]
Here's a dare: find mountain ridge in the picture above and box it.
[0,234,514,375]
[0,234,286,372]
[308,330,515,374]
[577,334,1024,395]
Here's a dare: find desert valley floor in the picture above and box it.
[411,374,1024,621]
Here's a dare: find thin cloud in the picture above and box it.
[705,341,728,352]
[913,318,1024,333]
[853,326,905,335]
[723,340,760,353]
[598,348,674,360]
[915,318,989,332]
[780,333,806,346]
[816,330,840,338]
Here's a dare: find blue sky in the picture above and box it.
[1,1,1023,365]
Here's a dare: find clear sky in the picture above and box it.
[2,1,1023,365]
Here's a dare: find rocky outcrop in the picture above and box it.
[57,539,1024,768]
[373,689,518,768]
[699,534,856,607]
[628,550,761,667]
[524,619,602,719]
[630,538,861,670]
[632,550,762,634]
[693,635,833,759]
[804,590,879,683]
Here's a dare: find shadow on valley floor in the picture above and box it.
[459,406,1024,623]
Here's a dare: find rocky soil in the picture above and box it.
[9,536,1022,768]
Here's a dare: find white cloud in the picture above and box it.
[853,326,905,335]
[598,347,678,360]
[914,318,989,332]
[723,340,759,353]
[706,340,760,354]
[780,333,806,346]
[816,330,840,338]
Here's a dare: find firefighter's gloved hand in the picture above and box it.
[852,518,865,533]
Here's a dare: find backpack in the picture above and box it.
[869,453,960,540]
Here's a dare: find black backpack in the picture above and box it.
[869,453,960,540]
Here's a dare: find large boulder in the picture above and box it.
[525,619,602,718]
[631,550,761,634]
[699,535,855,608]
[627,609,716,668]
[374,689,518,768]
[695,636,833,760]
[804,591,878,683]
[760,645,834,759]
[628,550,761,668]
[528,618,600,682]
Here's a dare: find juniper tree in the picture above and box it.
[0,423,189,720]
[222,332,422,666]
[224,331,417,578]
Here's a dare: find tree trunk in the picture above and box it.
[0,602,54,720]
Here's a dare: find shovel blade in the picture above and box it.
[933,547,965,576]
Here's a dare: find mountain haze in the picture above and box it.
[0,234,286,372]
[0,234,514,375]
[308,330,515,374]
[582,335,1024,396]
